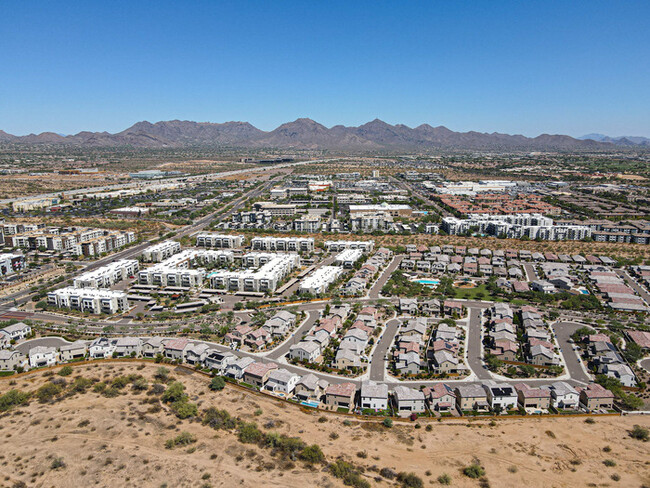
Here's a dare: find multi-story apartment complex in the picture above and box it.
[47,287,129,314]
[0,253,26,276]
[251,236,314,252]
[137,249,234,287]
[325,240,374,252]
[141,240,181,262]
[299,266,344,295]
[442,214,591,241]
[73,259,139,288]
[208,253,300,293]
[195,233,244,249]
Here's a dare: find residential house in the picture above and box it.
[163,338,189,361]
[431,350,459,374]
[243,362,278,388]
[29,346,57,368]
[515,383,551,410]
[455,385,489,412]
[578,383,615,411]
[0,322,32,342]
[0,349,25,371]
[325,382,357,411]
[360,381,389,410]
[142,337,165,358]
[59,341,87,362]
[114,337,142,357]
[203,350,236,373]
[443,300,465,317]
[185,343,211,365]
[89,337,116,359]
[423,383,456,412]
[392,386,426,414]
[484,384,518,411]
[225,356,255,379]
[544,381,579,410]
[265,368,300,394]
[289,341,321,362]
[399,298,419,314]
[294,373,329,402]
[603,363,636,387]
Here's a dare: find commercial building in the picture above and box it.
[349,203,412,218]
[47,287,130,314]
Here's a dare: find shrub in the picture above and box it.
[463,463,485,479]
[58,366,73,376]
[238,422,263,444]
[382,417,393,428]
[611,473,620,482]
[50,457,66,469]
[71,377,92,393]
[162,382,187,404]
[209,376,226,391]
[329,432,339,440]
[397,472,424,488]
[603,446,611,453]
[437,473,452,485]
[630,425,649,441]
[36,383,63,403]
[603,459,616,467]
[0,389,29,411]
[165,432,197,449]
[154,367,170,381]
[380,467,396,479]
[172,400,197,419]
[318,416,328,423]
[203,407,237,430]
[300,444,325,464]
[584,418,595,424]
[132,378,148,391]
[329,459,370,488]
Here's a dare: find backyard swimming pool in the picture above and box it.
[300,400,320,408]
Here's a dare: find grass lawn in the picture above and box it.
[452,284,502,301]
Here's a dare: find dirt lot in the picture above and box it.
[1,362,649,488]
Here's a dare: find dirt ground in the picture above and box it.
[1,362,649,488]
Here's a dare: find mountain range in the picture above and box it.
[579,133,650,147]
[0,119,644,151]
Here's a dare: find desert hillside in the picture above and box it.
[0,362,648,488]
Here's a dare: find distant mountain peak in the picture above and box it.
[0,119,635,151]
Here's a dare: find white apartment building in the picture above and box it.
[299,266,344,295]
[73,259,139,288]
[47,287,130,314]
[442,214,591,241]
[0,253,26,276]
[195,233,244,248]
[325,240,374,252]
[251,236,314,252]
[142,240,181,262]
[208,253,300,293]
[293,215,321,233]
[138,249,233,287]
[334,248,364,268]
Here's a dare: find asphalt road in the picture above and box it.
[616,269,650,305]
[265,310,322,360]
[466,306,492,380]
[551,321,593,384]
[368,317,400,381]
[368,255,403,299]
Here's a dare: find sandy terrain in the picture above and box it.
[1,362,649,488]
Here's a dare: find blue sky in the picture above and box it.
[1,1,649,137]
